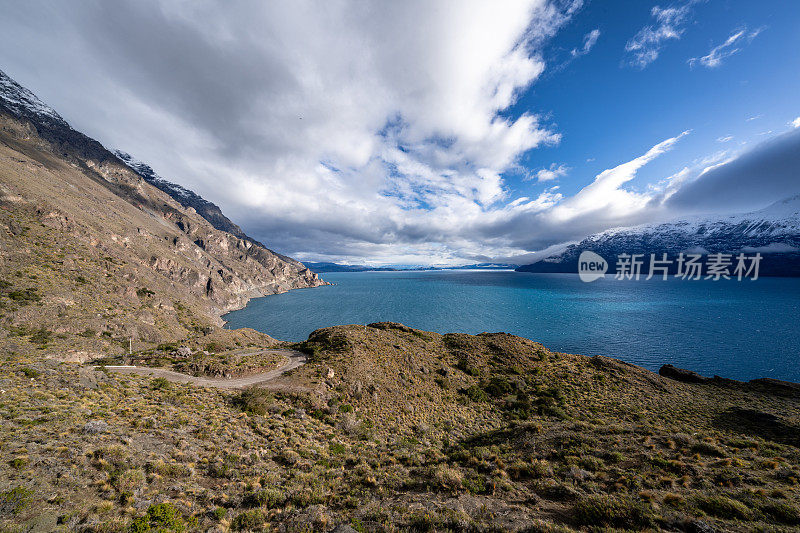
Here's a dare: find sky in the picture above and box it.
[0,0,798,266]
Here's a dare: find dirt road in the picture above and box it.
[101,349,307,389]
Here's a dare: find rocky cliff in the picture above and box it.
[0,68,324,355]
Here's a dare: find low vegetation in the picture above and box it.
[1,321,798,531]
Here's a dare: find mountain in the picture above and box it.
[0,68,323,354]
[517,195,800,277]
[446,263,518,270]
[113,150,250,239]
[303,262,402,273]
[303,262,518,273]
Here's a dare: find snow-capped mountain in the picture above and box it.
[0,69,66,126]
[518,195,800,277]
[114,150,195,200]
[113,150,280,250]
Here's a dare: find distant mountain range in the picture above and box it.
[304,262,518,273]
[517,195,800,277]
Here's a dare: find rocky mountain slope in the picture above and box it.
[518,195,800,276]
[0,68,323,356]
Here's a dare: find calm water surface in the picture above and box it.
[224,271,800,382]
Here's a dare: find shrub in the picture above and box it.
[231,509,266,530]
[663,493,686,508]
[21,368,40,378]
[484,377,513,397]
[573,495,656,528]
[463,385,488,402]
[136,287,155,298]
[691,442,726,457]
[151,377,170,390]
[243,488,286,509]
[433,465,463,491]
[696,495,750,520]
[8,288,40,303]
[29,328,52,346]
[761,501,800,525]
[232,387,273,415]
[129,503,185,532]
[0,486,34,516]
[8,457,28,470]
[455,356,480,377]
[329,442,347,455]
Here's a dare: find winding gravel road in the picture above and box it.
[101,349,307,389]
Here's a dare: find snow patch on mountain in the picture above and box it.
[114,150,194,200]
[0,69,66,125]
[593,194,800,243]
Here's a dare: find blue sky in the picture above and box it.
[0,0,798,265]
[513,0,800,203]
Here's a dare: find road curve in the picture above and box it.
[101,349,307,389]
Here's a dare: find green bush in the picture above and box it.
[696,495,750,520]
[129,503,185,532]
[761,501,800,525]
[455,356,480,377]
[231,509,266,531]
[573,494,656,528]
[21,367,40,378]
[136,287,155,298]
[232,387,273,415]
[0,486,34,516]
[151,377,171,390]
[7,288,40,303]
[329,442,347,455]
[463,385,488,402]
[484,376,514,397]
[691,442,726,457]
[243,488,286,509]
[29,328,52,346]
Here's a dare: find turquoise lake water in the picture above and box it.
[223,271,800,382]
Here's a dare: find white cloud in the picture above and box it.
[688,26,764,68]
[570,29,600,58]
[4,2,793,266]
[0,0,586,265]
[624,2,696,68]
[530,163,569,182]
[717,135,733,143]
[790,117,800,129]
[551,131,689,219]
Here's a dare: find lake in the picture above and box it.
[223,270,800,382]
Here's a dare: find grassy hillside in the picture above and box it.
[1,322,798,531]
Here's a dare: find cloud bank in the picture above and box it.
[1,1,797,266]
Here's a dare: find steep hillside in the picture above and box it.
[519,196,800,276]
[0,69,323,357]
